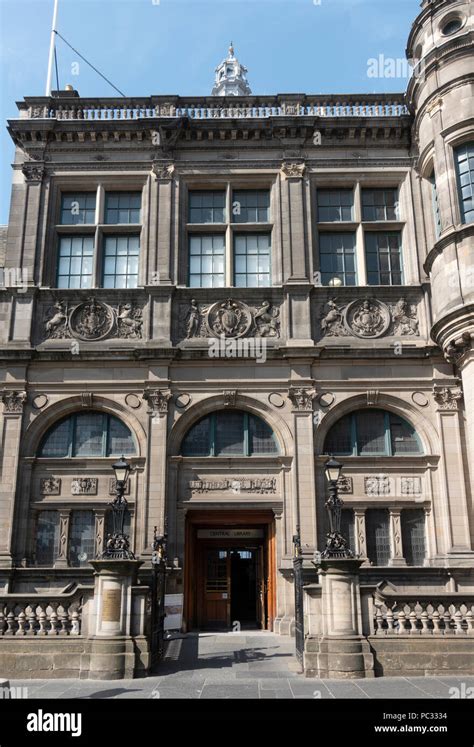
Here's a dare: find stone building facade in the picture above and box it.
[0,0,473,677]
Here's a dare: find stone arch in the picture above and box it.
[21,395,147,458]
[314,393,439,456]
[168,393,293,457]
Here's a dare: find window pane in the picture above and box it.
[319,232,356,286]
[74,413,105,457]
[389,414,421,454]
[68,511,95,567]
[249,414,278,454]
[233,234,271,287]
[105,192,142,224]
[215,411,245,455]
[57,236,94,288]
[188,191,226,223]
[103,236,140,288]
[188,235,226,287]
[366,509,390,566]
[356,410,387,455]
[60,193,96,225]
[181,416,211,456]
[364,232,403,285]
[401,509,426,566]
[233,190,270,223]
[317,189,354,222]
[40,419,71,457]
[455,142,474,224]
[324,414,353,455]
[35,512,60,566]
[107,416,136,456]
[362,189,399,221]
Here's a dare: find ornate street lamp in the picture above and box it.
[321,456,354,559]
[102,456,135,560]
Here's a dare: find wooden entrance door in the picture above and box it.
[199,548,230,629]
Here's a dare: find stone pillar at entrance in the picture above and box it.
[304,558,374,679]
[88,559,146,680]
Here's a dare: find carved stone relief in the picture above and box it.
[365,475,391,496]
[40,477,61,495]
[181,298,280,340]
[288,387,316,412]
[319,297,419,340]
[43,299,144,342]
[71,478,98,495]
[433,385,463,411]
[1,390,27,414]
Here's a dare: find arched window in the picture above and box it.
[323,409,422,456]
[181,410,279,457]
[39,411,137,458]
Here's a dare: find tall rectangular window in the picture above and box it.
[362,189,399,221]
[234,234,271,287]
[60,193,96,225]
[188,191,225,223]
[68,511,95,567]
[366,509,390,566]
[105,192,141,224]
[365,231,403,285]
[189,235,225,287]
[319,232,357,286]
[232,190,270,223]
[455,142,474,224]
[317,189,354,222]
[430,174,441,238]
[103,235,140,288]
[401,510,426,566]
[35,512,60,566]
[57,236,94,289]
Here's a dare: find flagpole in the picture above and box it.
[45,0,59,96]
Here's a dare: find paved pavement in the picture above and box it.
[6,631,474,699]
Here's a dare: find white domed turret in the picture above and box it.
[211,43,252,96]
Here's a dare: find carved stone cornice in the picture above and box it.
[433,385,463,411]
[288,386,316,412]
[1,390,27,414]
[143,388,172,416]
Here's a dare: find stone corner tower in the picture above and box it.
[407,0,474,451]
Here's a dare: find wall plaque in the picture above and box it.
[102,589,121,622]
[197,529,264,539]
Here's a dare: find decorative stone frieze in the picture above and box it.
[182,298,280,340]
[400,477,422,496]
[319,297,419,339]
[143,388,172,416]
[1,390,27,414]
[71,478,98,495]
[365,475,391,496]
[40,477,61,495]
[43,299,144,342]
[288,387,316,412]
[189,478,276,495]
[433,385,463,411]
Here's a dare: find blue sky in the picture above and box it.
[0,0,420,223]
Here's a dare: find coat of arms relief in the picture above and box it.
[44,298,144,342]
[319,297,419,339]
[181,298,281,340]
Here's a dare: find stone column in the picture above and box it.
[304,558,374,679]
[0,390,26,568]
[142,386,171,556]
[288,386,317,552]
[388,509,406,566]
[88,559,144,680]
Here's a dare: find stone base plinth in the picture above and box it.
[304,635,374,679]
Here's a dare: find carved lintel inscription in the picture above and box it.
[188,478,276,495]
[102,589,122,622]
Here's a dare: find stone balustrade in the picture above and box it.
[0,590,89,636]
[374,594,474,635]
[18,94,409,122]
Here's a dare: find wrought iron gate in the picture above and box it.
[150,528,167,670]
[293,529,304,669]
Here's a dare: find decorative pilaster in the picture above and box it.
[288,385,317,552]
[388,509,406,566]
[55,510,71,567]
[94,509,107,558]
[354,509,367,559]
[0,389,27,567]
